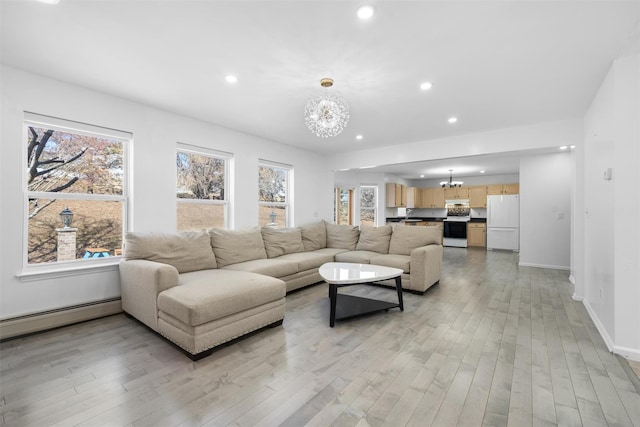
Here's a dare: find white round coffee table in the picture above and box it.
[319,262,404,327]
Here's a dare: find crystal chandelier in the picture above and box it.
[304,78,350,138]
[440,169,464,188]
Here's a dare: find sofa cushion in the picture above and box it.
[370,254,411,274]
[388,225,441,256]
[311,248,351,257]
[158,270,285,326]
[209,228,267,268]
[277,251,334,271]
[124,231,216,273]
[326,223,360,251]
[221,258,299,278]
[261,227,305,258]
[300,221,327,251]
[335,250,380,264]
[356,225,392,254]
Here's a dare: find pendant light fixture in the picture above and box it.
[440,169,463,188]
[304,78,350,138]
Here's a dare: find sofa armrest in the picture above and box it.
[410,244,443,293]
[119,259,179,331]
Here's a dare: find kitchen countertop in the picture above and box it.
[469,218,487,223]
[386,217,487,223]
[386,217,446,222]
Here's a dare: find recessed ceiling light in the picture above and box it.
[480,170,486,174]
[38,0,60,4]
[559,145,568,150]
[225,75,238,84]
[448,116,458,124]
[355,134,364,140]
[420,82,433,91]
[420,174,425,178]
[570,145,576,149]
[359,165,376,169]
[357,5,375,20]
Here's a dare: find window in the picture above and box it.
[359,185,377,226]
[258,161,291,228]
[176,145,230,230]
[24,113,128,266]
[334,186,353,225]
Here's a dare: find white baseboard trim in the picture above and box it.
[568,274,575,285]
[582,300,640,362]
[613,345,640,362]
[582,298,618,353]
[0,298,122,340]
[572,294,584,301]
[518,262,570,270]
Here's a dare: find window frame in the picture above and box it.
[176,143,231,230]
[22,112,130,271]
[258,159,292,227]
[359,184,378,226]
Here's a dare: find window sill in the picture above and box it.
[16,259,121,282]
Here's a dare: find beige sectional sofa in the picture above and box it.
[119,221,442,359]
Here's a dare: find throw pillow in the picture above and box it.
[300,220,327,251]
[124,231,217,273]
[209,227,268,268]
[356,225,393,254]
[261,227,305,258]
[326,223,360,250]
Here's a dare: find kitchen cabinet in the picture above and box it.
[386,183,407,207]
[419,187,445,208]
[469,186,488,208]
[407,187,420,208]
[467,222,486,247]
[487,183,519,195]
[444,186,469,200]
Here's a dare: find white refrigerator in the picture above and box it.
[487,194,519,251]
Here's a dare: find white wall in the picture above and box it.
[519,153,572,270]
[0,66,333,319]
[326,119,583,171]
[579,53,640,360]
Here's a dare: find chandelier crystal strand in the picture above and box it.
[304,79,350,138]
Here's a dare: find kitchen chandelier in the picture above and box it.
[441,169,464,188]
[304,78,350,138]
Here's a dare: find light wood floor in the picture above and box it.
[2,248,640,426]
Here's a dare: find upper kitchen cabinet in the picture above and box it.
[386,183,407,207]
[487,183,520,195]
[419,187,445,208]
[469,186,488,208]
[407,187,419,208]
[444,186,469,200]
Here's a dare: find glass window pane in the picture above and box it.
[26,126,124,196]
[177,203,225,231]
[259,205,286,228]
[259,165,287,203]
[360,187,375,208]
[27,198,123,264]
[176,151,225,200]
[338,189,351,225]
[360,208,375,227]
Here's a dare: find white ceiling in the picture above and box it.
[1,1,638,178]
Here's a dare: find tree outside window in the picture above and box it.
[259,162,291,227]
[25,114,128,265]
[334,187,353,225]
[176,147,229,230]
[360,185,377,227]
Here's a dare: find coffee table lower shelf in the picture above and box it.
[331,293,402,327]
